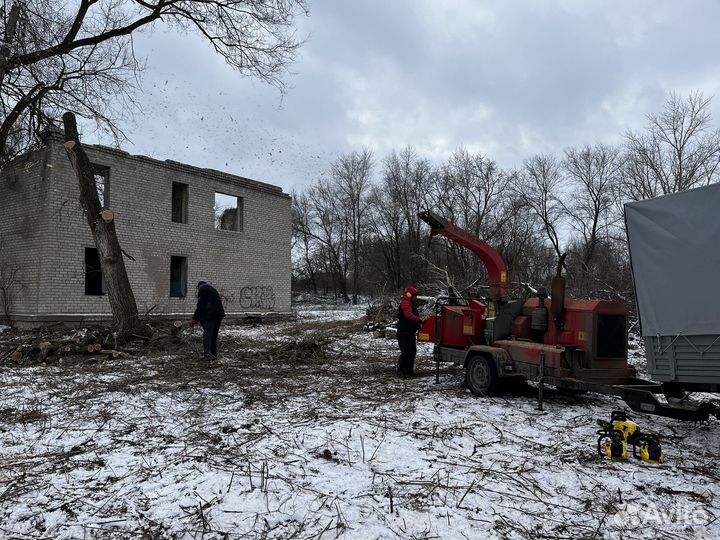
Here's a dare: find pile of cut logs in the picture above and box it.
[8,336,129,363]
[3,320,188,364]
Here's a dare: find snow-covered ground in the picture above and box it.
[1,307,719,539]
[294,303,368,322]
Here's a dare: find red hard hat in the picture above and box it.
[404,286,418,298]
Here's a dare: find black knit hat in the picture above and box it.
[197,281,207,288]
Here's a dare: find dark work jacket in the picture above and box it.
[193,284,226,322]
[397,301,421,333]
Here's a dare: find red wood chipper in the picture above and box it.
[416,210,716,421]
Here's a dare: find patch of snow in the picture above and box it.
[295,303,367,322]
[0,317,718,539]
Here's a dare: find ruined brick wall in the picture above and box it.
[0,145,53,318]
[1,132,291,322]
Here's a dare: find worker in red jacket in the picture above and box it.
[397,286,422,377]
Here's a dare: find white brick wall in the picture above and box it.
[0,132,291,322]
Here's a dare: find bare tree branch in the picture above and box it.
[622,91,720,201]
[0,0,308,163]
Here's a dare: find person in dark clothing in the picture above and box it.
[397,286,423,378]
[191,281,226,360]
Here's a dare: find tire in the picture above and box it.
[465,354,498,396]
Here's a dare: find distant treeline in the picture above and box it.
[292,92,720,307]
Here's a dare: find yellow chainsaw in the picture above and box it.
[596,411,664,463]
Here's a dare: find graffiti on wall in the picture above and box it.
[223,286,276,310]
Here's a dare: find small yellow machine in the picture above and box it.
[597,411,664,463]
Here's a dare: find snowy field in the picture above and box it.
[1,306,719,539]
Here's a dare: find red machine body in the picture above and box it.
[418,300,486,347]
[416,209,716,421]
[418,297,628,381]
[498,298,628,381]
[417,209,633,389]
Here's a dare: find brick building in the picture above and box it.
[0,130,291,324]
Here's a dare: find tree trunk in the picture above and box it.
[62,112,147,341]
[0,1,20,158]
[352,250,359,305]
[308,265,318,295]
[0,2,20,87]
[337,268,350,303]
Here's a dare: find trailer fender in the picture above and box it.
[464,345,513,374]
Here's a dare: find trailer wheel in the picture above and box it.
[466,354,498,396]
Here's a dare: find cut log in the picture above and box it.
[87,344,95,353]
[93,343,102,352]
[39,341,57,360]
[100,350,124,359]
[171,319,184,337]
[78,333,98,347]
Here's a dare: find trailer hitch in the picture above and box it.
[620,387,716,422]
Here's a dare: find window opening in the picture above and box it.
[85,247,105,295]
[172,182,188,223]
[214,192,243,231]
[170,256,188,298]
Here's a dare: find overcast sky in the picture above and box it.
[115,0,720,192]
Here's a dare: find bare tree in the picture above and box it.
[294,177,351,302]
[444,148,504,238]
[512,154,565,262]
[490,196,548,286]
[366,183,404,290]
[623,91,720,201]
[331,149,373,304]
[291,189,319,294]
[431,148,515,285]
[562,143,623,277]
[0,0,308,164]
[384,147,432,275]
[294,127,709,303]
[365,147,433,291]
